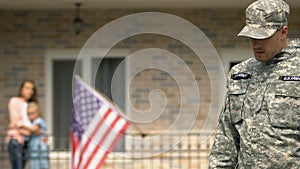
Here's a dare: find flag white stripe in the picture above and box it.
[80,105,109,147]
[87,146,107,168]
[74,105,110,169]
[72,141,80,168]
[86,118,127,168]
[79,108,118,169]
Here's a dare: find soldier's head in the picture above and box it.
[238,0,290,62]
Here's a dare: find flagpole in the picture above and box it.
[127,122,147,138]
[104,99,147,138]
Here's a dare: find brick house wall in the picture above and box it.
[1,8,300,134]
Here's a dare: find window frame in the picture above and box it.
[218,48,253,74]
[45,49,130,149]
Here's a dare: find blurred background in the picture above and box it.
[1,0,300,168]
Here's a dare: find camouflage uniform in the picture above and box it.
[209,0,300,168]
[209,40,300,168]
[238,0,290,39]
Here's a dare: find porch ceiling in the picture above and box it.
[1,0,299,10]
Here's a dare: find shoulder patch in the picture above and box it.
[231,73,251,80]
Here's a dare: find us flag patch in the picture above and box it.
[279,76,300,81]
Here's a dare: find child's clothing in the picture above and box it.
[29,117,49,169]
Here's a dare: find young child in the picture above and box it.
[20,102,49,169]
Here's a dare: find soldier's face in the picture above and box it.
[249,27,288,62]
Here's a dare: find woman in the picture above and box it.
[6,79,37,169]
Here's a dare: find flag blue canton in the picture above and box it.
[72,79,102,140]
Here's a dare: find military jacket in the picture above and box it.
[209,42,300,169]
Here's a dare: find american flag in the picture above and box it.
[71,76,130,169]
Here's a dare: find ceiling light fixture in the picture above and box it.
[73,2,83,35]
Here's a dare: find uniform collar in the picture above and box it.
[264,38,300,65]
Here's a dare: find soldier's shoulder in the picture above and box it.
[283,48,300,67]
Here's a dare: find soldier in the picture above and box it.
[209,0,300,168]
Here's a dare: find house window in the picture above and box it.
[53,60,81,150]
[47,50,128,151]
[92,58,126,151]
[229,61,241,69]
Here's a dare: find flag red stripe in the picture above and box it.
[83,115,121,169]
[96,121,130,168]
[77,108,112,168]
[71,132,79,169]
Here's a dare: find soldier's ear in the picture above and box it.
[280,26,288,39]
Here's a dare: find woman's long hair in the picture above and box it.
[17,79,38,102]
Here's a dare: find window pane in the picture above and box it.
[53,60,82,150]
[92,58,126,151]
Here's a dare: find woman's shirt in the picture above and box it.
[6,97,31,144]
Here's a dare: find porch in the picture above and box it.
[0,132,214,169]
